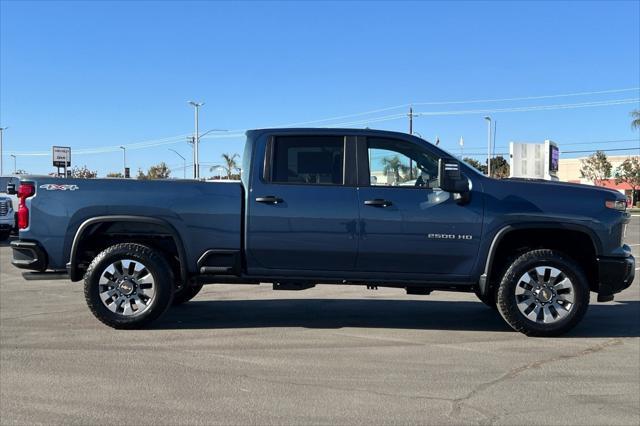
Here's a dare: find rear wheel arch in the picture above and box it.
[68,215,188,283]
[480,224,600,296]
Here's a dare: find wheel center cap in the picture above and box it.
[118,279,135,295]
[537,288,553,303]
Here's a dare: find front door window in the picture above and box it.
[367,138,440,189]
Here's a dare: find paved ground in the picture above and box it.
[1,218,639,425]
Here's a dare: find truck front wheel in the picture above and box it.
[84,243,174,329]
[474,287,497,309]
[496,249,589,337]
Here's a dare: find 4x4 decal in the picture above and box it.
[39,184,79,191]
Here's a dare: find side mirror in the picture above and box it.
[437,159,470,193]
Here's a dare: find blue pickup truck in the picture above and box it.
[8,128,635,336]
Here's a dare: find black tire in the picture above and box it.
[172,283,204,306]
[84,243,174,329]
[474,286,497,309]
[496,249,589,337]
[0,231,9,241]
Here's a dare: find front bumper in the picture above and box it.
[597,249,635,302]
[11,240,48,272]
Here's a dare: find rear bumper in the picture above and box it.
[11,240,48,272]
[597,249,635,302]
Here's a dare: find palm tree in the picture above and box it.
[215,153,239,179]
[631,110,640,130]
[381,155,409,184]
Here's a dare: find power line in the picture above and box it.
[462,138,639,150]
[414,98,639,117]
[463,146,640,156]
[561,147,640,154]
[239,87,640,128]
[324,99,639,128]
[6,90,639,156]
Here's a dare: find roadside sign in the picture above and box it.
[52,146,71,167]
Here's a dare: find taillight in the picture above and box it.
[17,183,35,229]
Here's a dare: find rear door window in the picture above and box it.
[270,136,344,185]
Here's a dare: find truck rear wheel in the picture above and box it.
[172,283,203,305]
[496,249,589,337]
[84,243,174,329]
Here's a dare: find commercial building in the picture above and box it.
[558,155,639,203]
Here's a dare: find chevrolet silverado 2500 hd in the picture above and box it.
[9,128,635,335]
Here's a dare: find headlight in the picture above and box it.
[605,200,627,211]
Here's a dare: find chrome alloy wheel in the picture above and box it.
[98,259,156,316]
[515,266,575,324]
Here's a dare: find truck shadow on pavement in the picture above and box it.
[153,298,640,337]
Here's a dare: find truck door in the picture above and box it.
[356,136,483,277]
[247,134,359,273]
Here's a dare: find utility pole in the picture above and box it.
[492,120,497,164]
[186,136,195,178]
[188,101,204,179]
[10,154,16,174]
[119,146,126,177]
[0,126,8,176]
[169,148,186,179]
[408,106,414,135]
[484,116,492,177]
[408,107,414,179]
[459,136,464,158]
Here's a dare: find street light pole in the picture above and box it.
[188,101,204,179]
[119,146,126,177]
[10,154,16,174]
[169,148,186,179]
[0,126,8,176]
[484,116,492,177]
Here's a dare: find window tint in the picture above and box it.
[271,136,344,185]
[368,138,439,188]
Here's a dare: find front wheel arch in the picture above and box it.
[479,225,600,297]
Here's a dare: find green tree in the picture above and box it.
[490,156,510,179]
[631,110,640,130]
[381,155,409,184]
[106,172,124,178]
[69,165,97,178]
[137,162,171,180]
[463,157,486,174]
[216,153,239,179]
[614,157,640,204]
[580,151,612,186]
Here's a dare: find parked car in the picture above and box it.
[0,195,15,240]
[8,128,635,336]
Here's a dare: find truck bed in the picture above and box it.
[19,177,243,272]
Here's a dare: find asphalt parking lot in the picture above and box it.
[0,218,638,425]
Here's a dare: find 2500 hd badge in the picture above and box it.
[427,233,473,240]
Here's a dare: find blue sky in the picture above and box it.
[1,0,639,177]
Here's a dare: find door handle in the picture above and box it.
[256,196,284,204]
[364,199,393,207]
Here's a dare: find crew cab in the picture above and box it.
[8,128,635,336]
